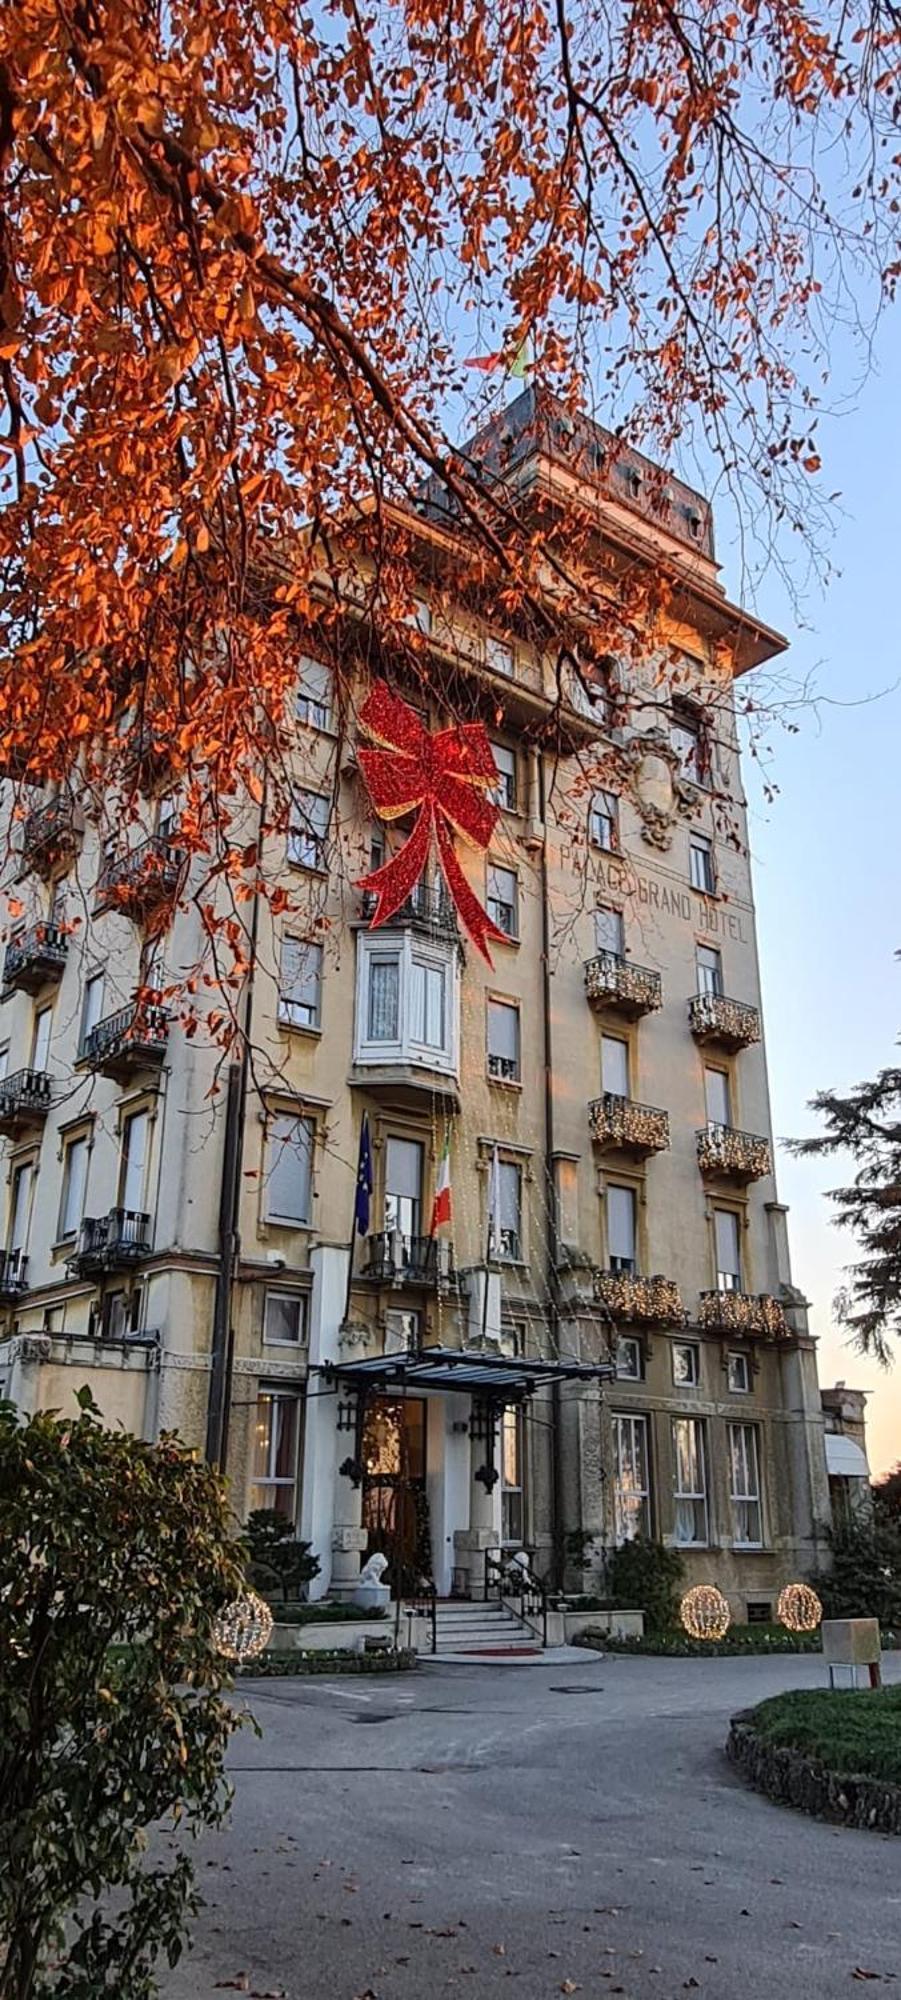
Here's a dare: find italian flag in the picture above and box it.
[430,1129,453,1233]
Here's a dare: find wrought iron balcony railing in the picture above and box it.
[697,1122,771,1182]
[362,1230,456,1288]
[360,880,458,938]
[697,1289,788,1339]
[82,999,169,1080]
[0,1069,52,1138]
[0,1248,29,1301]
[688,990,761,1051]
[3,921,68,995]
[20,796,81,878]
[588,1093,670,1156]
[584,953,663,1019]
[488,1053,520,1083]
[594,1268,685,1327]
[68,1209,153,1276]
[94,835,185,917]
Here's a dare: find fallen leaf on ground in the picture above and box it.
[214,1980,250,1994]
[853,1974,884,1984]
[561,1983,582,1994]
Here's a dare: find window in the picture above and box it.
[120,1109,149,1213]
[502,1407,525,1544]
[251,1390,301,1519]
[672,1341,700,1388]
[410,956,446,1051]
[715,1208,742,1291]
[140,935,165,993]
[410,597,431,635]
[486,865,519,939]
[671,707,706,785]
[384,1136,423,1242]
[385,1307,419,1354]
[487,998,520,1083]
[264,1292,307,1346]
[295,655,331,730]
[607,1184,636,1275]
[696,944,723,998]
[0,1045,8,1085]
[367,953,400,1041]
[8,1161,33,1254]
[613,1413,651,1542]
[602,1033,629,1098]
[265,1113,314,1225]
[486,634,514,678]
[501,1319,527,1360]
[727,1350,751,1394]
[357,934,457,1074]
[589,790,619,852]
[705,1066,731,1129]
[31,1006,52,1074]
[60,1134,89,1240]
[729,1423,763,1546]
[80,972,105,1053]
[672,1417,708,1545]
[616,1335,643,1381]
[288,790,329,870]
[690,833,715,894]
[278,937,322,1031]
[490,744,518,812]
[491,1158,522,1262]
[157,793,180,841]
[595,905,624,958]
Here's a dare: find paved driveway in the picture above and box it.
[161,1650,901,2000]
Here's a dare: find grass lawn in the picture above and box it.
[748,1684,901,1786]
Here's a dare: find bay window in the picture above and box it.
[355,931,458,1075]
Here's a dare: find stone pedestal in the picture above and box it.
[353,1579,391,1613]
[330,1520,369,1601]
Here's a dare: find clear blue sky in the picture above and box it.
[728,343,901,1478]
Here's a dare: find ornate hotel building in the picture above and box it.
[0,388,832,1620]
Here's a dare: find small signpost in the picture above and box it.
[821,1618,882,1690]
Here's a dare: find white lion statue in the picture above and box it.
[358,1552,389,1588]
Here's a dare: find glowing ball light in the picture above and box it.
[680,1584,731,1642]
[212,1590,273,1664]
[776,1582,823,1634]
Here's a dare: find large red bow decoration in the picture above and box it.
[355,680,507,964]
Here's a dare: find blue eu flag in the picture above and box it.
[354,1115,373,1237]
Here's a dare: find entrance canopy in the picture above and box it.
[320,1345,615,1398]
[825,1432,869,1479]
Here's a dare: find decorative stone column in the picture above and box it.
[329,1378,370,1602]
[453,1397,500,1601]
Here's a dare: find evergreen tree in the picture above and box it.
[791,1052,901,1362]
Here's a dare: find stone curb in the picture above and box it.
[726,1711,901,1834]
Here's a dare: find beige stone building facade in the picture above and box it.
[0,388,833,1620]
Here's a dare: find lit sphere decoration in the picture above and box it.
[776,1582,822,1634]
[211,1590,273,1664]
[680,1584,731,1642]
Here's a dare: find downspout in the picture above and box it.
[537,752,565,1592]
[205,784,265,1472]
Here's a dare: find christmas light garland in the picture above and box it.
[680,1584,731,1642]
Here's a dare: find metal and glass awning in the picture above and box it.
[319,1345,615,1398]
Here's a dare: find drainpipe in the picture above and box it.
[537,752,565,1592]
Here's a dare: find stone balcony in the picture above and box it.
[0,1068,52,1138]
[3,921,68,995]
[94,835,185,919]
[594,1269,685,1327]
[81,998,169,1082]
[584,952,662,1019]
[697,1289,788,1340]
[696,1122,771,1183]
[688,991,761,1051]
[588,1093,670,1157]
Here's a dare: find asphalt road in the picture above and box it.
[161,1649,901,2000]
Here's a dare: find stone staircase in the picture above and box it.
[431,1597,542,1657]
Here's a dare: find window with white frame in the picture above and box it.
[487,997,520,1082]
[157,792,180,842]
[263,1292,308,1346]
[589,790,619,852]
[491,1158,522,1262]
[367,952,400,1042]
[278,937,322,1031]
[613,1412,651,1541]
[671,706,707,785]
[602,1033,630,1098]
[490,743,518,812]
[715,1208,742,1291]
[595,905,624,958]
[727,1350,751,1394]
[250,1389,302,1519]
[486,864,519,939]
[288,790,329,870]
[265,1113,314,1225]
[728,1423,763,1546]
[295,654,332,730]
[690,833,715,894]
[356,933,457,1074]
[7,1159,34,1254]
[80,972,105,1055]
[119,1108,149,1214]
[0,1044,8,1084]
[672,1340,700,1388]
[31,1005,52,1074]
[704,1066,732,1129]
[384,1136,423,1242]
[60,1133,90,1240]
[616,1335,643,1380]
[409,955,446,1050]
[486,633,514,678]
[696,944,723,997]
[384,1307,419,1355]
[607,1184,637,1275]
[672,1416,709,1545]
[501,1406,525,1543]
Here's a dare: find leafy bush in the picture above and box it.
[810,1516,901,1627]
[245,1508,321,1602]
[575,1622,829,1657]
[0,1392,246,2000]
[605,1537,685,1632]
[245,1647,417,1677]
[267,1601,387,1625]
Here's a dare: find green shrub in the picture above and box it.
[0,1392,246,2000]
[810,1516,901,1626]
[605,1537,685,1632]
[244,1647,417,1677]
[266,1600,388,1625]
[245,1508,321,1603]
